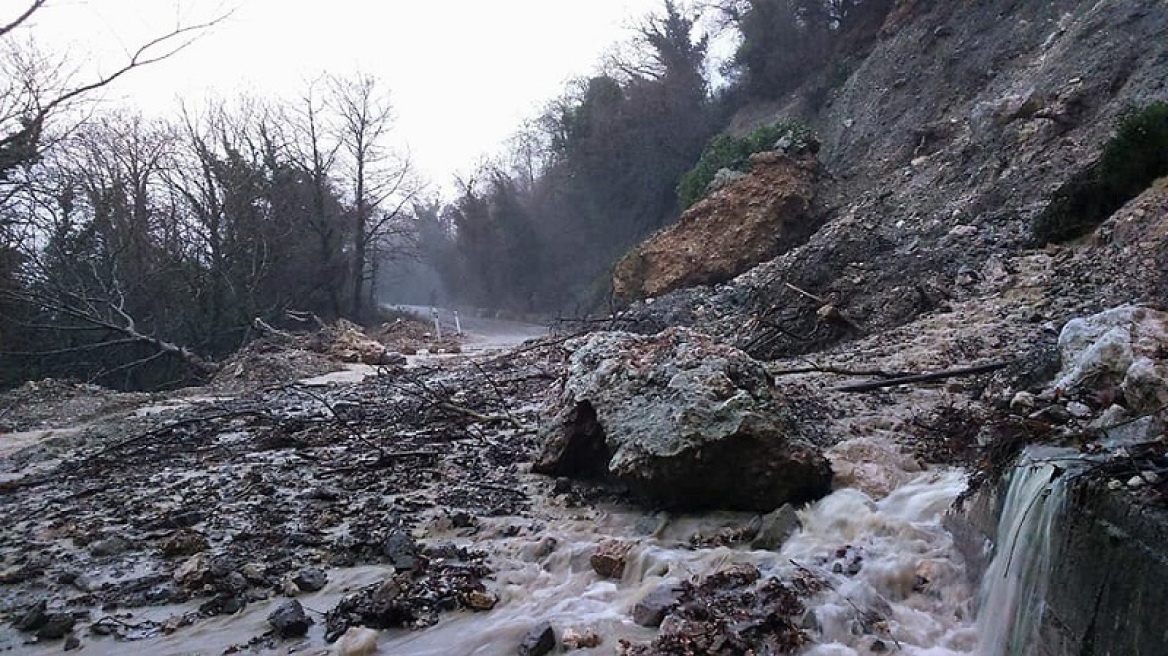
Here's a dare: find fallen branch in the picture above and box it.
[833,361,1012,392]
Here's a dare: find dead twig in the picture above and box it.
[833,361,1012,392]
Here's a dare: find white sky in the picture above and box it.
[14,0,664,188]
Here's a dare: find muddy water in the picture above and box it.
[13,475,980,654]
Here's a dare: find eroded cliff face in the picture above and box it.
[621,0,1168,358]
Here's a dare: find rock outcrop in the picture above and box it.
[533,328,831,511]
[612,152,820,303]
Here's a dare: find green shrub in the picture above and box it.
[677,120,814,210]
[1033,101,1168,243]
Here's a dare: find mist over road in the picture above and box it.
[389,305,550,353]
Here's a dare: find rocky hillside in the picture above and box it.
[619,0,1168,359]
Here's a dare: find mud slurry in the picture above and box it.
[0,350,559,652]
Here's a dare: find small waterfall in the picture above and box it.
[976,447,1075,656]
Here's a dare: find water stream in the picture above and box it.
[1,445,1080,655]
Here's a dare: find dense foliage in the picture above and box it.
[1032,102,1168,244]
[677,120,813,209]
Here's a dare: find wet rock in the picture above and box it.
[534,329,832,511]
[160,530,209,558]
[89,535,132,557]
[199,593,246,616]
[1066,401,1092,418]
[464,590,498,610]
[174,553,211,586]
[517,621,556,656]
[561,627,601,649]
[1054,306,1168,409]
[632,582,686,627]
[590,540,633,579]
[64,634,81,651]
[268,599,312,638]
[241,563,268,584]
[14,600,47,631]
[381,530,421,571]
[293,567,328,593]
[35,612,76,640]
[335,626,380,655]
[305,485,344,501]
[750,504,799,550]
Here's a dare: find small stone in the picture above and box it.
[590,540,633,579]
[381,530,420,571]
[1127,475,1146,489]
[1108,479,1123,491]
[241,563,267,583]
[293,568,328,593]
[64,635,81,651]
[561,627,601,649]
[335,627,380,656]
[305,486,343,501]
[268,599,312,638]
[1142,471,1161,485]
[632,582,686,627]
[1066,401,1092,418]
[14,600,47,632]
[1009,391,1036,413]
[174,553,211,586]
[750,504,799,550]
[35,613,75,640]
[160,531,208,558]
[282,578,301,597]
[517,621,555,656]
[465,590,498,611]
[89,536,132,558]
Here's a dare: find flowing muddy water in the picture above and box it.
[3,467,987,654]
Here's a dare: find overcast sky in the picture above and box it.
[17,0,664,188]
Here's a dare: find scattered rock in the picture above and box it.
[88,535,132,557]
[36,613,76,640]
[268,599,312,638]
[534,328,832,511]
[590,540,633,579]
[464,590,498,611]
[561,627,601,649]
[64,634,81,651]
[174,553,212,587]
[14,600,47,632]
[335,627,380,656]
[381,530,421,571]
[751,504,800,550]
[160,531,209,558]
[517,621,556,656]
[632,582,686,627]
[293,567,328,593]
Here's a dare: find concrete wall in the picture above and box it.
[950,478,1168,655]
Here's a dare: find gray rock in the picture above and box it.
[35,613,75,640]
[632,582,686,627]
[14,600,47,632]
[517,621,556,656]
[268,599,312,638]
[381,530,420,571]
[89,536,131,557]
[293,567,328,593]
[534,329,832,511]
[750,504,800,550]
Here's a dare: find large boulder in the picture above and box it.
[533,328,831,511]
[612,152,820,303]
[1054,305,1168,413]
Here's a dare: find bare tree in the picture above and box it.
[328,73,420,317]
[0,2,231,185]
